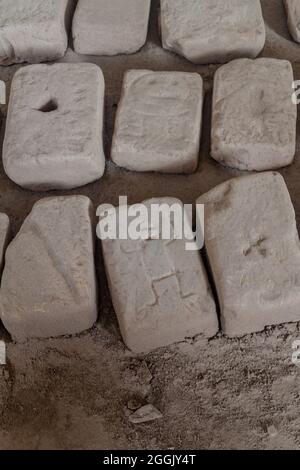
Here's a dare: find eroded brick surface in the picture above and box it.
[211,58,296,171]
[198,172,300,337]
[160,0,265,64]
[0,0,73,65]
[0,196,98,341]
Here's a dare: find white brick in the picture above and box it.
[197,173,300,337]
[284,0,300,43]
[3,63,105,191]
[111,70,203,174]
[73,0,151,56]
[160,0,265,64]
[0,0,73,65]
[101,198,218,353]
[0,196,98,341]
[211,58,296,171]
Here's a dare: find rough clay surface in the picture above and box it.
[111,70,203,173]
[73,0,151,56]
[0,213,9,273]
[211,58,296,171]
[3,63,105,191]
[284,0,300,43]
[0,0,73,65]
[198,172,300,337]
[1,0,300,451]
[102,198,218,353]
[160,0,266,64]
[0,196,98,341]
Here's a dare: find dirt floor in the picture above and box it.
[1,0,300,450]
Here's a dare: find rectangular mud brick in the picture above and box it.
[73,0,151,56]
[211,58,296,171]
[101,198,218,353]
[160,0,266,64]
[197,172,300,337]
[0,0,73,65]
[284,0,300,43]
[111,70,203,174]
[3,63,105,191]
[0,196,98,341]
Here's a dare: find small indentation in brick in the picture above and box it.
[38,99,58,113]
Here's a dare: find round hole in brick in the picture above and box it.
[38,99,58,113]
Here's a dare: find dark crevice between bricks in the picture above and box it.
[201,247,222,333]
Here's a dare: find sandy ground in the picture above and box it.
[1,0,300,450]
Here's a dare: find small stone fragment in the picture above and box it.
[0,196,98,341]
[197,172,300,337]
[284,0,300,43]
[160,0,265,64]
[129,404,162,424]
[111,70,203,174]
[3,63,105,190]
[211,58,296,171]
[73,0,151,56]
[0,0,73,65]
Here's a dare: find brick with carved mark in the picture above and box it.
[197,172,300,336]
[111,70,203,174]
[284,0,300,43]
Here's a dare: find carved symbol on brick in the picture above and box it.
[0,80,5,105]
[0,340,6,365]
[292,340,300,367]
